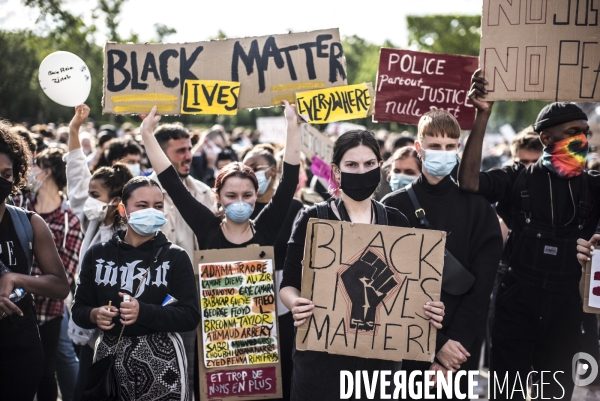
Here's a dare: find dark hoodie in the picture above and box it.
[72,230,201,337]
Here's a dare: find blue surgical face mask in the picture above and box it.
[127,163,141,177]
[126,208,167,236]
[255,169,272,196]
[423,149,457,178]
[389,173,416,191]
[225,201,254,223]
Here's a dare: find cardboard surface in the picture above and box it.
[480,0,600,102]
[300,123,334,162]
[256,117,286,144]
[103,28,347,114]
[295,83,374,123]
[195,247,282,401]
[180,80,240,115]
[584,256,600,314]
[374,49,478,129]
[296,219,446,362]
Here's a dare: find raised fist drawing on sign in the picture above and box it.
[340,249,399,331]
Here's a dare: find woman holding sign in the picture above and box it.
[142,102,301,400]
[280,130,446,400]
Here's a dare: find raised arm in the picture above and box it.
[66,105,93,225]
[458,70,494,193]
[282,100,301,166]
[68,104,90,151]
[140,106,170,174]
[254,101,301,241]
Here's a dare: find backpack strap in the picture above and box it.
[315,201,330,220]
[406,183,430,228]
[6,205,34,272]
[372,200,388,226]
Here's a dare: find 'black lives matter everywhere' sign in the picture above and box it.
[375,49,478,129]
[481,0,600,102]
[103,29,347,114]
[296,219,445,363]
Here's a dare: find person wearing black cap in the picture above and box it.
[459,71,597,400]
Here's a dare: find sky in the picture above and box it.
[0,0,483,46]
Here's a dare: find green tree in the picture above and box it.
[155,23,177,42]
[406,15,548,132]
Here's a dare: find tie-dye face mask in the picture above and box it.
[542,133,588,178]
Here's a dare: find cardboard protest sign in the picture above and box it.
[300,123,334,162]
[181,80,240,115]
[296,219,445,362]
[257,117,286,144]
[480,0,600,102]
[295,83,374,123]
[374,49,478,129]
[584,256,600,314]
[194,247,282,401]
[103,28,347,114]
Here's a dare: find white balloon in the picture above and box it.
[38,51,92,107]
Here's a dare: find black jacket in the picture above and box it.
[72,230,201,337]
[382,174,503,353]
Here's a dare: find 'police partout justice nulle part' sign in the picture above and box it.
[297,219,446,362]
[103,29,347,114]
[375,49,478,129]
[480,0,600,102]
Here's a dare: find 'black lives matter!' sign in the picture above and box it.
[103,29,347,114]
[296,219,445,362]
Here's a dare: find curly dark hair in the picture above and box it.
[0,120,31,195]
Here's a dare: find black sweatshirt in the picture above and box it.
[72,230,201,337]
[157,162,300,249]
[281,201,410,292]
[382,174,503,353]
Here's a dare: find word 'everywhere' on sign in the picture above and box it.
[295,83,374,124]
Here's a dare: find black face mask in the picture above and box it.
[339,166,381,202]
[0,176,13,202]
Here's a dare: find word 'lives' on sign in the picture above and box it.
[375,49,478,129]
[481,0,600,102]
[195,247,282,401]
[181,80,240,115]
[296,219,445,362]
[295,83,374,124]
[103,28,347,114]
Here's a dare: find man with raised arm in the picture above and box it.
[459,71,599,400]
[147,123,216,401]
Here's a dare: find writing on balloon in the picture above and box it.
[52,75,72,84]
[48,66,74,75]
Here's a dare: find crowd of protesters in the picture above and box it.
[0,70,598,401]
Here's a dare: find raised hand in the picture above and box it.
[140,105,162,139]
[468,69,494,113]
[70,104,90,129]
